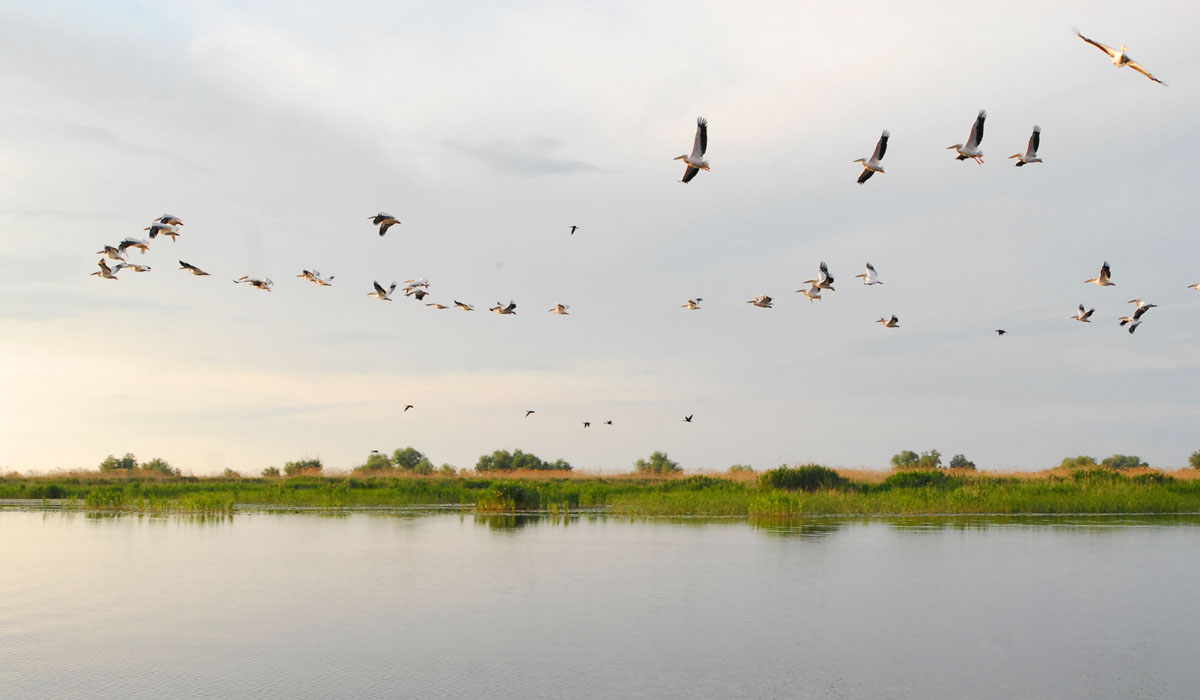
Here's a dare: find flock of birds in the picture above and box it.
[85,30,1192,427]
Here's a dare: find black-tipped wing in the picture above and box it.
[681,165,700,184]
[694,117,708,157]
[373,281,386,295]
[873,130,889,161]
[969,110,986,147]
[857,168,875,184]
[1028,126,1041,156]
[1100,262,1111,282]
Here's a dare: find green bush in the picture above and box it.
[760,465,847,492]
[99,453,138,472]
[284,458,323,476]
[1100,454,1148,471]
[949,454,976,470]
[475,480,540,511]
[476,449,571,472]
[1060,456,1098,469]
[1191,451,1200,469]
[261,466,281,477]
[727,464,755,474]
[140,458,178,477]
[635,451,681,475]
[883,470,954,488]
[891,450,942,470]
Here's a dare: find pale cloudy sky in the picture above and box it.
[2,1,1198,474]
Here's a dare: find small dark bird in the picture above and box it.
[404,405,414,412]
[410,289,428,301]
[683,414,693,423]
[995,329,1007,335]
[524,410,535,418]
[370,450,381,454]
[569,225,579,235]
[583,422,591,428]
[604,420,613,425]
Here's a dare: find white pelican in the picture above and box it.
[805,262,835,290]
[747,295,773,308]
[426,302,450,309]
[855,262,883,285]
[408,288,429,301]
[569,225,580,235]
[1009,126,1042,166]
[491,301,517,315]
[854,130,889,184]
[1127,300,1157,322]
[178,260,210,276]
[368,281,397,301]
[453,300,474,311]
[115,263,150,273]
[297,269,334,286]
[549,303,570,315]
[96,245,125,261]
[1118,317,1142,334]
[1085,261,1115,286]
[877,315,899,328]
[1188,283,1200,290]
[682,298,703,310]
[1076,31,1167,86]
[156,215,184,226]
[145,223,180,241]
[1072,304,1095,322]
[234,275,273,291]
[674,117,709,184]
[796,284,822,302]
[118,237,150,255]
[370,213,400,236]
[91,259,119,280]
[948,110,986,163]
[297,270,316,283]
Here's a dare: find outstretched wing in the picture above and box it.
[373,281,386,295]
[681,165,700,184]
[968,110,986,147]
[1028,126,1041,156]
[1076,31,1120,60]
[1126,60,1167,86]
[692,117,708,158]
[873,130,889,161]
[857,168,875,184]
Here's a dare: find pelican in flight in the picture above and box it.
[682,298,703,310]
[368,281,397,301]
[145,223,180,241]
[747,295,773,308]
[96,245,125,261]
[1085,261,1115,286]
[1118,317,1142,334]
[1072,304,1095,322]
[854,130,889,184]
[549,303,570,315]
[426,303,450,309]
[453,300,474,311]
[674,117,709,184]
[491,301,517,315]
[156,215,183,226]
[805,262,835,290]
[1076,31,1167,86]
[948,110,986,163]
[796,284,822,302]
[855,262,883,285]
[525,410,535,417]
[370,213,400,236]
[408,288,429,301]
[1126,300,1157,322]
[1188,283,1200,290]
[115,263,150,273]
[298,269,334,286]
[1009,126,1043,166]
[118,237,150,255]
[178,260,210,276]
[91,259,119,280]
[569,225,579,235]
[234,275,273,291]
[877,315,899,328]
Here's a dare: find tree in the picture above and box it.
[438,463,458,476]
[262,466,281,477]
[475,449,571,472]
[635,451,681,475]
[284,458,323,476]
[1060,455,1098,469]
[1100,454,1148,470]
[890,451,919,469]
[1191,451,1200,469]
[727,464,756,474]
[140,458,178,476]
[948,454,976,470]
[391,447,427,471]
[99,452,138,472]
[222,468,241,478]
[916,450,943,470]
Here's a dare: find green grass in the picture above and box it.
[3,468,1199,516]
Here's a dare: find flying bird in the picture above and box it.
[368,281,397,301]
[91,259,119,280]
[995,329,1007,335]
[145,223,180,241]
[582,421,591,428]
[453,300,475,311]
[297,269,334,286]
[404,405,414,412]
[805,262,835,290]
[856,263,883,285]
[1072,304,1095,322]
[796,284,822,302]
[178,260,210,276]
[155,215,184,226]
[877,315,900,328]
[569,225,579,235]
[234,276,273,291]
[1085,261,1115,286]
[683,415,693,423]
[1009,126,1043,166]
[491,301,517,315]
[118,237,150,255]
[1188,283,1200,291]
[1126,300,1157,322]
[948,110,986,163]
[370,213,400,236]
[1075,31,1167,86]
[1118,317,1142,334]
[603,420,613,426]
[747,295,773,308]
[854,130,889,184]
[682,298,703,310]
[96,245,125,261]
[674,117,710,184]
[115,263,150,273]
[426,303,450,309]
[525,410,535,418]
[548,303,569,315]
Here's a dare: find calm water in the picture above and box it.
[1,510,1198,699]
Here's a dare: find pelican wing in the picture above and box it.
[681,165,700,184]
[872,130,889,161]
[691,117,708,159]
[857,168,875,184]
[968,110,986,148]
[1100,262,1111,282]
[373,281,386,295]
[1126,60,1167,85]
[1028,126,1041,157]
[1076,31,1120,60]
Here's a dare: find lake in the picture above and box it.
[1,509,1197,699]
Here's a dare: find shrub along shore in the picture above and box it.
[3,465,1200,516]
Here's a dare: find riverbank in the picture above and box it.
[4,466,1199,516]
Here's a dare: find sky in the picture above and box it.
[2,1,1198,475]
